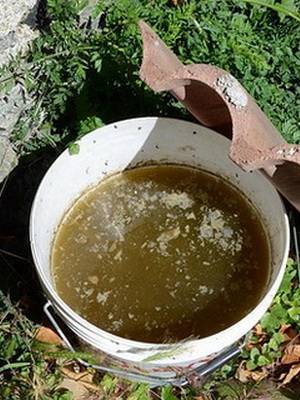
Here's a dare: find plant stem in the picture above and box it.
[33,45,98,64]
[0,362,31,373]
[241,0,300,22]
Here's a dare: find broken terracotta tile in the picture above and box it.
[139,21,300,212]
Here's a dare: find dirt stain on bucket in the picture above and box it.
[51,165,270,343]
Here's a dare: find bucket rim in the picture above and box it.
[29,116,290,355]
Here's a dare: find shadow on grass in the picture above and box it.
[0,57,188,323]
[0,149,58,322]
[57,57,188,135]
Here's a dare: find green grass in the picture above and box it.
[0,293,68,399]
[1,260,300,399]
[1,0,300,158]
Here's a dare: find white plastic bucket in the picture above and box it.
[30,117,289,379]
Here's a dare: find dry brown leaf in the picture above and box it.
[59,378,90,400]
[279,325,298,342]
[281,344,300,365]
[61,367,100,392]
[285,344,300,354]
[278,372,287,381]
[61,367,94,383]
[77,381,100,392]
[236,361,269,383]
[35,326,64,346]
[170,0,184,5]
[251,368,268,382]
[254,323,263,336]
[282,363,300,385]
[281,353,300,365]
[236,361,252,383]
[247,324,267,348]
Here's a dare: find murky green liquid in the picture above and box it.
[52,165,270,343]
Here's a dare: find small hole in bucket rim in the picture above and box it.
[114,125,118,129]
[193,131,197,135]
[138,126,142,131]
[155,145,160,150]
